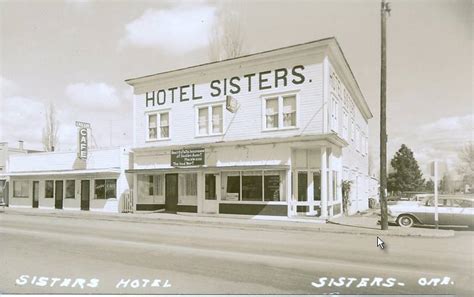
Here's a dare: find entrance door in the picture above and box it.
[203,173,218,214]
[32,181,39,208]
[81,180,90,211]
[55,180,63,209]
[165,174,178,212]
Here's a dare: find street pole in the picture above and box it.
[379,0,391,230]
[433,161,439,229]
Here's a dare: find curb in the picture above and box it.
[1,208,455,238]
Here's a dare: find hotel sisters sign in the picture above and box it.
[145,65,306,107]
[76,121,90,160]
[171,148,205,167]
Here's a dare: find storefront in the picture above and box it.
[7,147,131,212]
[126,37,372,219]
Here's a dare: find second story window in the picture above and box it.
[263,93,297,130]
[147,111,170,141]
[196,104,223,136]
[330,95,339,133]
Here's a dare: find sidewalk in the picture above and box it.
[1,207,455,238]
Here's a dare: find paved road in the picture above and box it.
[0,212,472,295]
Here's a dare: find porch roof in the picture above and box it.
[126,165,290,174]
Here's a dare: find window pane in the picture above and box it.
[198,108,209,135]
[105,179,116,199]
[179,173,197,197]
[283,95,296,127]
[313,172,321,201]
[160,113,169,138]
[148,175,154,195]
[264,175,280,201]
[225,174,240,201]
[14,181,28,198]
[212,106,223,134]
[148,114,157,139]
[265,98,279,128]
[242,172,262,201]
[66,180,75,199]
[45,180,54,198]
[298,172,307,201]
[95,179,105,199]
[154,175,164,196]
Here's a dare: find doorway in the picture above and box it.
[81,180,90,211]
[32,181,39,208]
[55,180,63,209]
[203,173,218,214]
[165,174,178,212]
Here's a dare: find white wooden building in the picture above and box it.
[125,37,372,219]
[7,147,131,212]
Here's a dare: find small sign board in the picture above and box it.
[75,121,91,129]
[78,128,88,160]
[171,148,205,167]
[226,95,239,113]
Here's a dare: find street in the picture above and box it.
[0,212,472,295]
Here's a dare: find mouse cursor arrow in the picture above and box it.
[377,237,385,249]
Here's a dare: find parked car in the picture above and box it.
[387,196,474,228]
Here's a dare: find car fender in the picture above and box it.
[397,212,424,224]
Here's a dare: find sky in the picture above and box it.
[0,0,472,178]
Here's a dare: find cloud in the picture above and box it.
[0,76,18,96]
[383,114,473,178]
[0,96,46,148]
[65,82,121,110]
[120,4,216,53]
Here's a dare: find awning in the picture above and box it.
[126,165,290,174]
[7,168,122,177]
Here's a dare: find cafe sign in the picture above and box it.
[171,148,205,167]
[76,121,90,160]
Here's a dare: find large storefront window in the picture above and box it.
[297,172,307,201]
[13,181,29,198]
[65,180,75,199]
[94,179,116,199]
[242,171,262,201]
[45,180,54,198]
[313,172,321,201]
[179,173,197,197]
[223,170,286,202]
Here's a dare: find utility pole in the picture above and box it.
[380,0,391,230]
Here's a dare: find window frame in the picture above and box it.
[195,102,225,137]
[94,179,117,200]
[45,180,54,198]
[261,91,299,131]
[65,180,76,199]
[145,109,171,142]
[13,180,29,198]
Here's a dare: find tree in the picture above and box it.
[457,142,474,187]
[208,1,244,62]
[42,102,59,151]
[387,144,425,193]
[424,179,434,192]
[440,173,454,194]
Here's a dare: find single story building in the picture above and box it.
[7,147,132,212]
[125,37,373,219]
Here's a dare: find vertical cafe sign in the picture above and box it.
[75,121,90,160]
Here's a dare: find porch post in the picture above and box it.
[133,173,138,212]
[286,169,293,217]
[320,147,328,218]
[328,148,334,217]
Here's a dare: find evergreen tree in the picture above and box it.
[387,144,425,192]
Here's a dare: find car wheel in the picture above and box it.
[398,215,415,228]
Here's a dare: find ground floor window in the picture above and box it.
[45,180,54,198]
[13,180,29,198]
[94,179,116,199]
[65,180,75,199]
[179,173,197,198]
[222,170,286,202]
